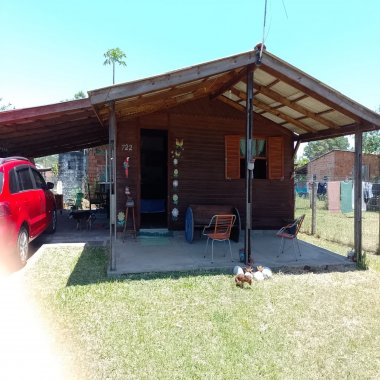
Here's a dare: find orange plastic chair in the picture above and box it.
[202,214,236,263]
[276,214,305,260]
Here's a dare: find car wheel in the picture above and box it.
[17,226,29,265]
[46,209,57,234]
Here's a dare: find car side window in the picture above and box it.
[9,169,19,194]
[31,168,46,190]
[17,167,34,191]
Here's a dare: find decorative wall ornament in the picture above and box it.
[171,208,179,221]
[123,157,130,178]
[170,138,184,221]
[117,211,125,227]
[171,139,184,160]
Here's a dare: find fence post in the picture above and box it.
[378,196,380,255]
[311,181,317,235]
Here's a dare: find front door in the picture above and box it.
[140,129,168,228]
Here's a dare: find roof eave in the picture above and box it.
[88,50,258,105]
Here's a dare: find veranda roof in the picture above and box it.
[1,49,379,157]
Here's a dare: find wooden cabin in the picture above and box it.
[115,97,294,230]
[1,48,380,242]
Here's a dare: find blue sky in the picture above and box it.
[1,0,379,112]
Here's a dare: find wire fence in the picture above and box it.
[295,179,380,254]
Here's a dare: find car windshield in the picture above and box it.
[0,172,3,194]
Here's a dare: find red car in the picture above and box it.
[0,157,57,266]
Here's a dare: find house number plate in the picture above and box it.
[122,144,133,151]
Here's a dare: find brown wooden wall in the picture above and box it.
[116,97,295,230]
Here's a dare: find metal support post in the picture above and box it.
[109,103,117,272]
[245,65,254,265]
[354,130,363,264]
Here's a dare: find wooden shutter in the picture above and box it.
[225,135,240,179]
[268,136,284,180]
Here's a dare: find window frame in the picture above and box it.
[225,135,284,180]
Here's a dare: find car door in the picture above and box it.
[30,168,49,237]
[15,166,42,238]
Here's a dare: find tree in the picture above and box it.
[363,130,380,154]
[363,107,380,154]
[103,48,127,84]
[303,137,350,161]
[73,91,86,99]
[295,156,309,167]
[0,98,13,111]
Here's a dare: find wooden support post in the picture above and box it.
[378,196,380,255]
[109,103,117,272]
[245,65,255,265]
[354,131,363,264]
[311,181,317,235]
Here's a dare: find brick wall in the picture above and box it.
[87,145,108,189]
[307,150,379,181]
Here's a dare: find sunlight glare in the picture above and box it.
[0,273,72,380]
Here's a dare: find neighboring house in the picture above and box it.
[305,150,379,182]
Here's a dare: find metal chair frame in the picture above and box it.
[202,214,236,263]
[276,214,305,261]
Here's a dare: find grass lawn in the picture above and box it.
[18,245,380,380]
[295,197,380,253]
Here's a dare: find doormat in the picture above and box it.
[139,235,172,246]
[138,229,173,238]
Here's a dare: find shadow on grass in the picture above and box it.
[66,244,237,286]
[66,244,360,287]
[66,244,109,286]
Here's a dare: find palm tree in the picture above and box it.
[103,48,127,85]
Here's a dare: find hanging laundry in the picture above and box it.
[328,181,340,213]
[340,180,353,213]
[363,182,373,203]
[351,182,367,211]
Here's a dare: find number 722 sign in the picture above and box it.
[121,144,133,151]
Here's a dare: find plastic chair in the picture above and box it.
[202,214,236,263]
[75,192,84,209]
[276,214,305,260]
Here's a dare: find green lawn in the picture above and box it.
[295,197,380,253]
[20,245,380,380]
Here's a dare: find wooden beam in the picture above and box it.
[217,95,246,113]
[298,122,379,142]
[293,140,301,160]
[89,51,259,105]
[253,98,316,133]
[261,52,380,126]
[255,84,339,129]
[0,98,92,124]
[209,67,248,99]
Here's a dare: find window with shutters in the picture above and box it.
[225,135,284,180]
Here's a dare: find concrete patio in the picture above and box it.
[36,210,355,275]
[110,229,355,275]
